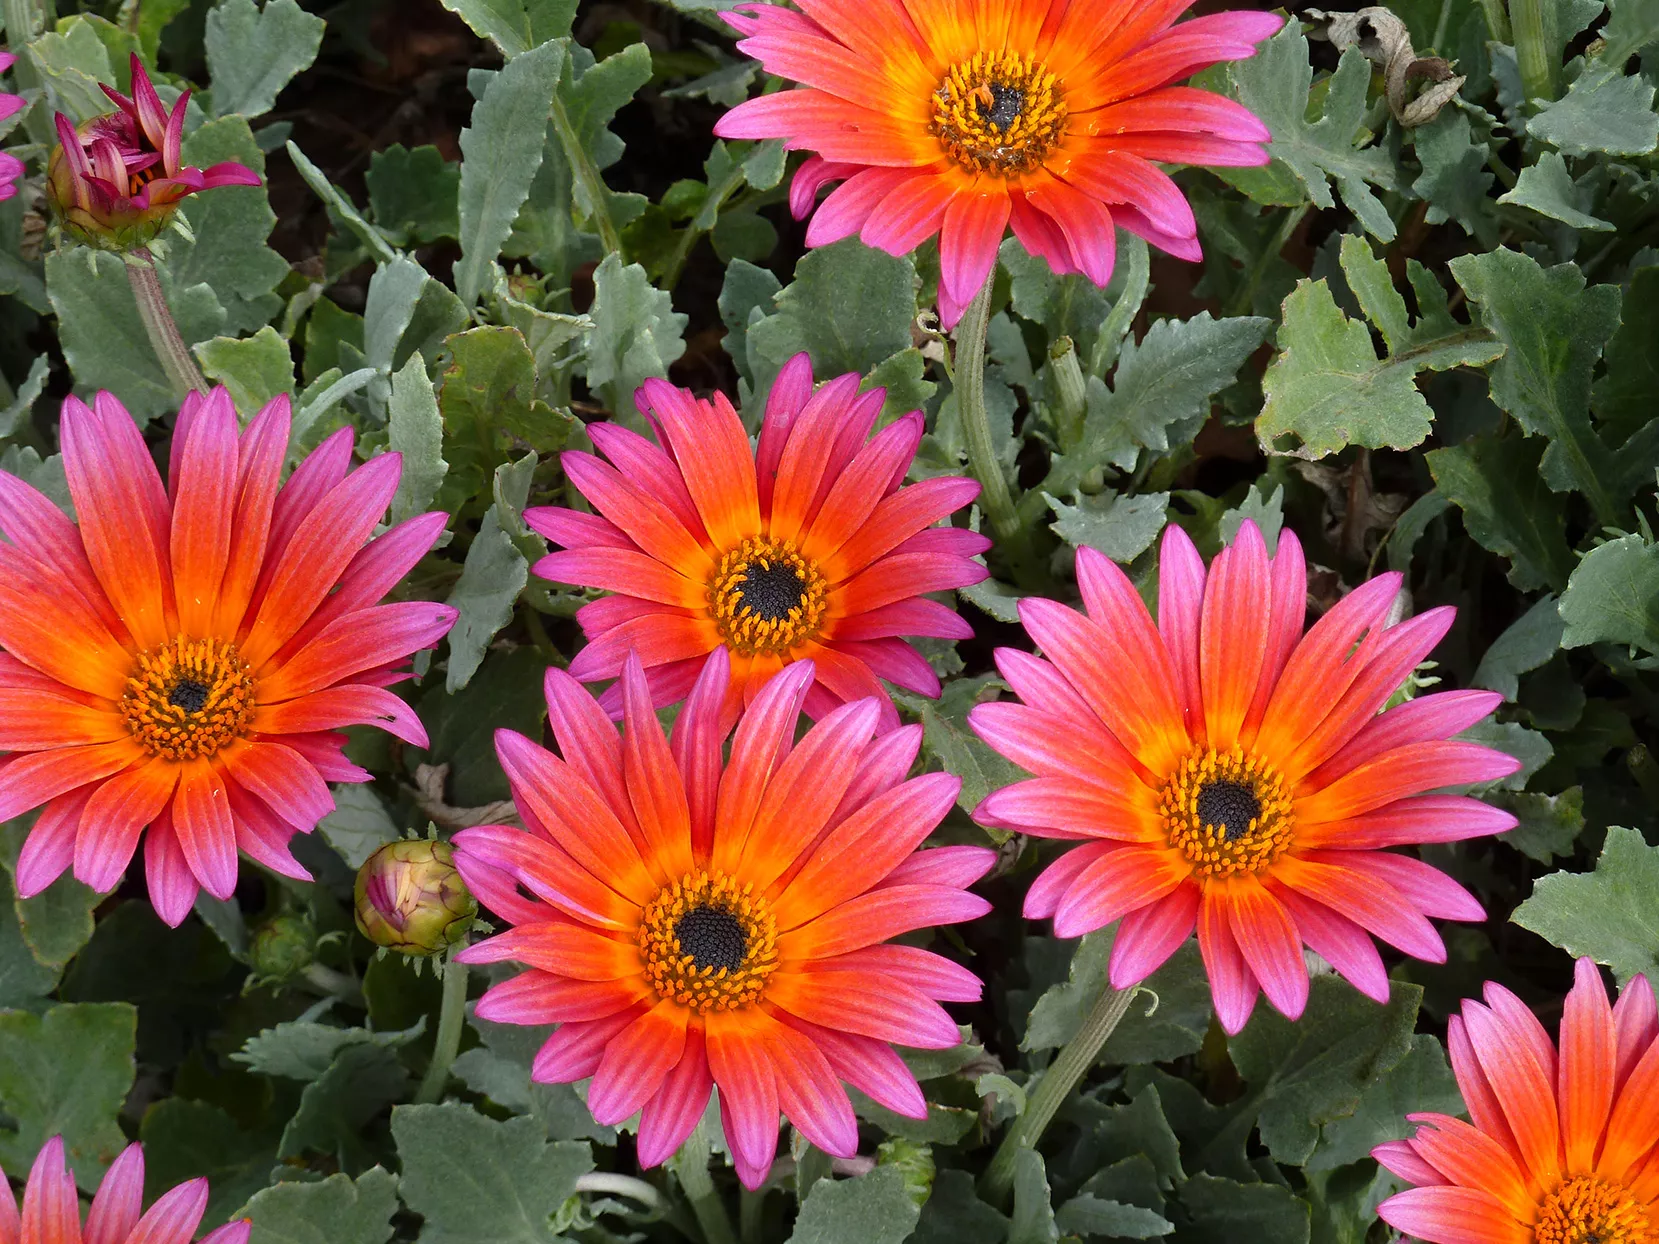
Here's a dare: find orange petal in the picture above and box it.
[169,389,238,637]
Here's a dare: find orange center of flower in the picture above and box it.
[1160,746,1296,878]
[1536,1177,1655,1244]
[639,871,779,1013]
[708,536,828,657]
[121,636,257,761]
[932,50,1068,176]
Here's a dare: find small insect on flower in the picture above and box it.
[527,354,988,730]
[0,1135,250,1244]
[0,387,456,925]
[1375,958,1659,1244]
[355,838,478,957]
[714,0,1283,325]
[450,649,996,1188]
[46,54,260,251]
[971,521,1521,1033]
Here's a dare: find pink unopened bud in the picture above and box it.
[354,839,476,957]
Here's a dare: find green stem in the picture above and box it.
[549,92,622,258]
[1089,234,1150,377]
[300,962,362,1001]
[414,948,470,1105]
[952,276,1020,546]
[126,252,209,399]
[1510,0,1557,103]
[1476,0,1512,42]
[981,983,1137,1209]
[739,1187,765,1244]
[661,164,747,291]
[676,1121,738,1244]
[1049,337,1088,453]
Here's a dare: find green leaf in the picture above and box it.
[1045,490,1169,561]
[1560,533,1659,655]
[278,1043,409,1171]
[1001,236,1113,363]
[1528,64,1659,157]
[1177,1175,1310,1244]
[1225,976,1422,1165]
[451,1017,614,1142]
[317,786,402,870]
[120,0,193,61]
[0,873,58,1008]
[420,647,550,806]
[1094,313,1271,454]
[243,1167,399,1244]
[0,1002,136,1188]
[1473,595,1565,698]
[1427,434,1577,592]
[788,1166,923,1244]
[1220,29,1401,240]
[1219,482,1286,555]
[1496,787,1586,863]
[1601,0,1659,64]
[1023,932,1112,1053]
[205,0,325,119]
[176,116,289,333]
[437,325,542,504]
[1103,941,1213,1067]
[437,0,577,58]
[28,17,119,122]
[911,1170,1007,1244]
[892,676,1026,819]
[1306,1034,1463,1170]
[236,1020,423,1081]
[141,1099,277,1230]
[1592,266,1659,445]
[582,253,689,416]
[1008,1149,1058,1244]
[194,327,295,413]
[388,354,449,523]
[1412,110,1497,244]
[286,141,399,265]
[445,453,541,691]
[1499,151,1614,231]
[367,145,462,246]
[1513,826,1659,983]
[46,250,226,426]
[456,40,563,306]
[1054,1195,1172,1239]
[719,259,782,390]
[393,1103,592,1244]
[0,821,98,973]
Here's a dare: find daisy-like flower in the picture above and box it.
[1,1135,249,1244]
[0,387,455,925]
[451,650,995,1187]
[527,354,988,727]
[46,54,260,251]
[0,53,26,203]
[714,0,1282,325]
[970,521,1521,1033]
[1375,958,1659,1244]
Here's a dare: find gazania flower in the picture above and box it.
[1,1134,250,1244]
[46,54,260,250]
[0,387,455,925]
[452,650,995,1187]
[971,521,1520,1033]
[714,0,1281,325]
[0,53,26,203]
[1375,958,1659,1244]
[527,354,988,727]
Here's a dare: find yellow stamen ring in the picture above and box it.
[932,50,1068,176]
[121,636,257,761]
[1535,1176,1654,1244]
[708,536,828,658]
[1160,746,1296,878]
[638,870,779,1014]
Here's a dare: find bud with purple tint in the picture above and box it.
[354,839,477,957]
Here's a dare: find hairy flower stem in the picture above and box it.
[126,252,209,399]
[676,1122,738,1244]
[1509,0,1557,103]
[549,92,623,257]
[414,947,470,1105]
[981,982,1138,1209]
[1475,0,1512,42]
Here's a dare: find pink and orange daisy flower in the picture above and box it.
[451,650,995,1187]
[1376,958,1659,1244]
[1,1135,249,1244]
[714,0,1282,324]
[527,354,988,728]
[0,388,455,925]
[971,521,1521,1033]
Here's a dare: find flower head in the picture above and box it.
[714,0,1282,324]
[971,521,1521,1033]
[46,55,260,250]
[0,387,456,925]
[1375,958,1659,1244]
[355,839,477,956]
[0,53,26,204]
[451,650,995,1187]
[527,354,988,729]
[0,1135,250,1244]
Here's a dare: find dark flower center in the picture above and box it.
[978,82,1026,130]
[1195,780,1263,843]
[735,560,808,622]
[167,678,211,714]
[674,905,748,973]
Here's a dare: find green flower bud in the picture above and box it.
[876,1137,935,1206]
[248,912,317,983]
[354,839,476,957]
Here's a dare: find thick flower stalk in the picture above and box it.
[1376,958,1659,1244]
[355,838,478,956]
[0,1135,250,1244]
[527,353,987,727]
[714,0,1281,324]
[0,387,455,925]
[972,521,1521,1033]
[451,650,995,1187]
[46,54,259,251]
[0,53,26,203]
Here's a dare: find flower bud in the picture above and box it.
[354,839,476,956]
[876,1137,935,1206]
[248,912,317,983]
[46,54,260,251]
